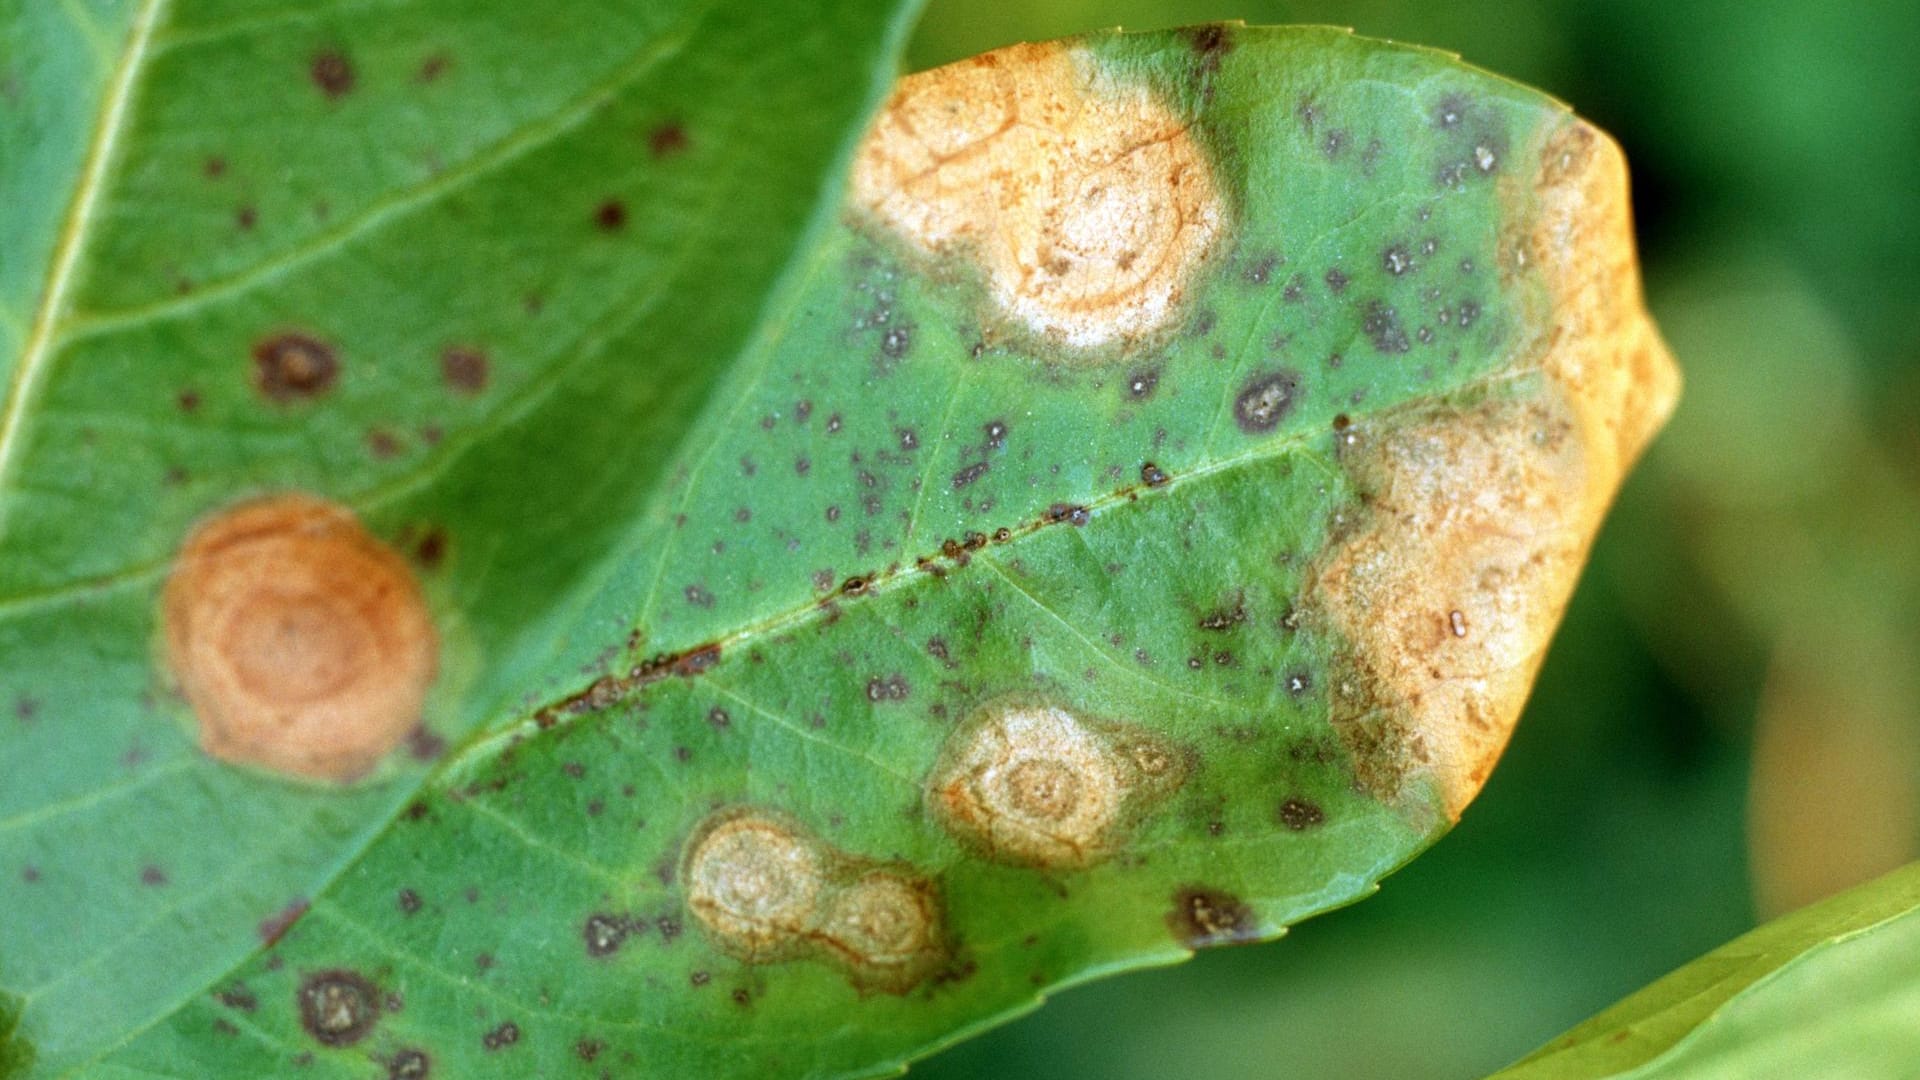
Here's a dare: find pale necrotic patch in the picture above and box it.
[852,41,1223,349]
[684,812,826,959]
[163,494,438,782]
[1307,120,1680,820]
[681,810,949,992]
[816,871,944,992]
[929,702,1182,867]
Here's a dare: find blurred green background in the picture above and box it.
[905,2,1920,1077]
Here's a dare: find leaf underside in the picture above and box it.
[0,9,1675,1079]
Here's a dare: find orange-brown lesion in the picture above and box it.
[162,494,438,782]
[1311,120,1681,820]
[852,41,1223,350]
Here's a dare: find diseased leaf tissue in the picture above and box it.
[0,11,1674,1079]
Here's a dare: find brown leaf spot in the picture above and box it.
[648,121,689,158]
[440,346,488,394]
[594,200,627,232]
[387,1048,431,1079]
[297,970,379,1047]
[1233,370,1301,433]
[309,51,354,99]
[163,495,438,781]
[1167,886,1256,947]
[252,333,338,402]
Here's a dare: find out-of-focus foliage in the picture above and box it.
[911,2,1920,1078]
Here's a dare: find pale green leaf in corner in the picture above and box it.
[1495,861,1920,1080]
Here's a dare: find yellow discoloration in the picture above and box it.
[162,494,437,782]
[1313,121,1679,820]
[852,41,1222,348]
[682,810,948,991]
[685,813,826,957]
[929,702,1181,867]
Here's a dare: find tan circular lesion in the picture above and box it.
[162,494,437,782]
[680,809,949,991]
[929,702,1180,868]
[817,871,944,990]
[852,41,1223,350]
[684,813,827,958]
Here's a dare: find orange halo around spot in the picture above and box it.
[162,494,438,782]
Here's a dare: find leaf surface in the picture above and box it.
[0,16,1676,1079]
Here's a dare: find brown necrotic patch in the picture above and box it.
[440,346,488,394]
[1167,886,1257,947]
[1233,370,1301,433]
[927,700,1184,868]
[310,51,354,98]
[162,494,439,782]
[681,809,948,992]
[1303,119,1680,821]
[851,41,1222,350]
[297,970,380,1047]
[253,333,339,402]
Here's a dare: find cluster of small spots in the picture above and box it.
[162,495,439,781]
[865,674,910,702]
[296,971,380,1047]
[1277,797,1326,831]
[682,810,947,992]
[927,701,1185,868]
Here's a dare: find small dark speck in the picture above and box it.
[648,121,690,158]
[440,346,488,394]
[1323,268,1349,293]
[482,1021,520,1051]
[594,200,627,231]
[310,50,354,98]
[140,865,169,887]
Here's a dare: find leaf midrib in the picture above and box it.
[0,0,168,539]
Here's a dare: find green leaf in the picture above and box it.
[1493,861,1920,1079]
[0,14,1676,1079]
